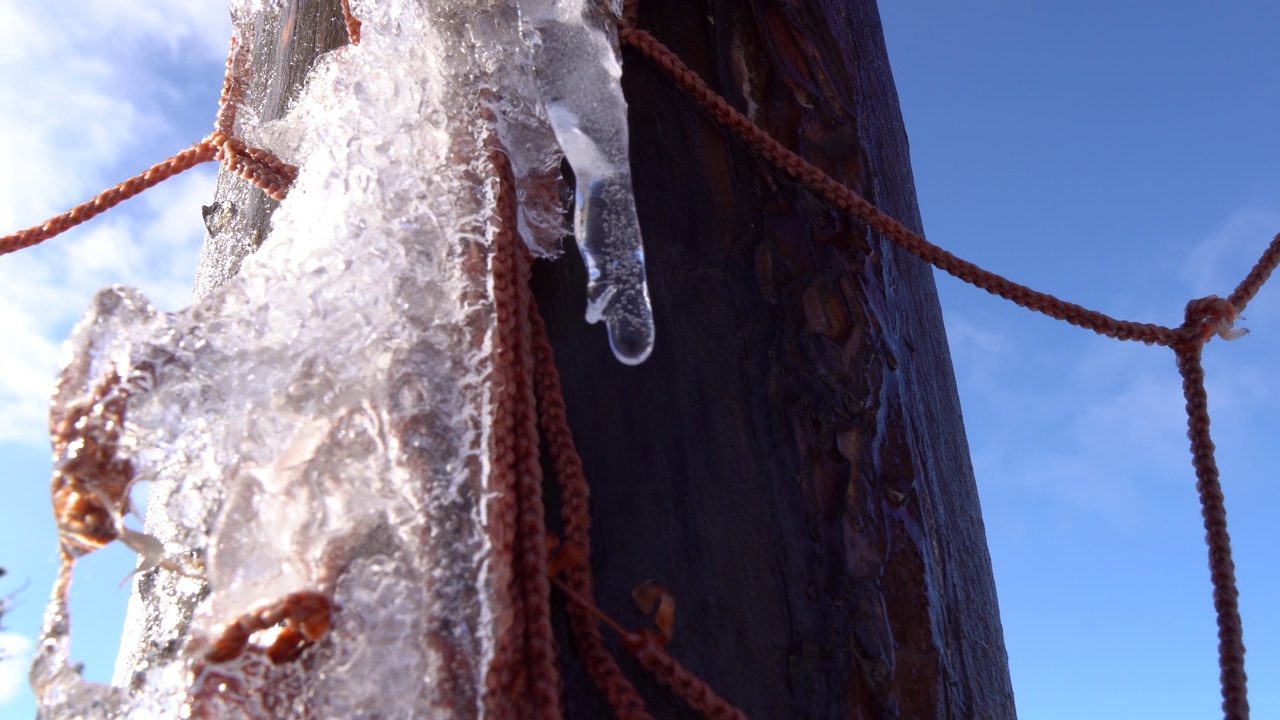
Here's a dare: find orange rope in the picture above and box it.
[616,10,1273,720]
[0,37,296,258]
[0,143,218,256]
[340,0,362,46]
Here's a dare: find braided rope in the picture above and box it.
[340,0,363,46]
[529,300,653,719]
[1,37,298,258]
[0,143,219,256]
[214,36,246,137]
[622,631,748,720]
[1175,336,1249,720]
[616,12,1275,720]
[1228,233,1280,314]
[7,5,1274,719]
[485,137,526,717]
[486,138,563,717]
[504,151,563,717]
[617,24,1180,347]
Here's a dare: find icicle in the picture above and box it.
[34,1,661,716]
[518,0,657,364]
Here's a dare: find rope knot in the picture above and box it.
[1184,296,1247,343]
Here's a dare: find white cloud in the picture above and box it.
[0,294,60,443]
[86,0,233,59]
[0,60,141,225]
[967,345,1186,525]
[0,0,231,228]
[943,311,1015,375]
[0,632,33,705]
[1181,207,1280,302]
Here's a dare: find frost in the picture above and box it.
[32,0,655,717]
[518,0,657,364]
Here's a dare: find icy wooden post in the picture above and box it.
[31,0,1017,716]
[33,0,647,716]
[535,0,1017,716]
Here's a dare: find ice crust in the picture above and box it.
[32,0,650,717]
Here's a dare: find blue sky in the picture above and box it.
[0,2,1276,718]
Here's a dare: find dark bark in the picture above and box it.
[533,1,1015,717]
[193,0,1016,716]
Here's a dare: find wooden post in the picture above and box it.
[533,1,1016,716]
[184,0,1016,716]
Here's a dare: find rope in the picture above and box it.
[0,143,218,256]
[0,38,297,258]
[340,0,363,46]
[616,9,1274,720]
[531,291,654,719]
[617,22,1179,346]
[8,4,1274,719]
[486,137,563,717]
[1175,338,1249,719]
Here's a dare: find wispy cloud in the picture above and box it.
[1181,208,1280,305]
[962,341,1185,526]
[950,206,1280,526]
[0,633,33,705]
[0,169,211,445]
[0,0,229,219]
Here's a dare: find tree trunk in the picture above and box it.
[536,1,1015,717]
[113,0,1014,717]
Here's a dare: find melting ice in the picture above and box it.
[32,0,653,718]
[518,0,656,364]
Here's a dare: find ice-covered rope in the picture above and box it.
[616,7,1278,718]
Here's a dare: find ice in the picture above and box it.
[33,0,654,716]
[518,0,657,364]
[30,0,660,712]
